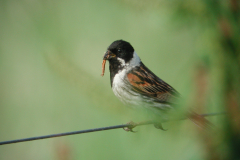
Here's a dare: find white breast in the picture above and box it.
[111,51,173,118]
[112,69,144,109]
[112,51,142,108]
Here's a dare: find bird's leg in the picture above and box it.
[123,121,152,132]
[153,122,167,131]
[123,120,165,132]
[123,121,138,132]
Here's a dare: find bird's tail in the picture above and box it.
[187,112,214,130]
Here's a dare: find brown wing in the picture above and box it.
[126,63,180,104]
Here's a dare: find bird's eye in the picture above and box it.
[117,49,122,53]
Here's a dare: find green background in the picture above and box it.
[0,0,229,160]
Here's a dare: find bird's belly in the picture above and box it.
[112,83,172,121]
[112,78,171,110]
[112,83,143,109]
[112,70,145,109]
[111,69,172,120]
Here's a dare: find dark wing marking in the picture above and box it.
[127,63,180,104]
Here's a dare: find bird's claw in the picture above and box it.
[123,121,138,133]
[154,123,167,131]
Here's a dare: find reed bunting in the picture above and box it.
[101,40,210,131]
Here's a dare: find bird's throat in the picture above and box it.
[109,59,125,87]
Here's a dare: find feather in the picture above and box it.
[127,62,180,104]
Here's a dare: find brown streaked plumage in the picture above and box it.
[126,62,180,104]
[102,40,212,131]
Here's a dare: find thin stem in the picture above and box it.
[0,112,225,146]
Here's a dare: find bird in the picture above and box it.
[101,40,211,131]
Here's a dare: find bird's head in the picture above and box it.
[101,40,141,77]
[103,40,135,65]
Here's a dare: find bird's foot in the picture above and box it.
[123,121,138,132]
[153,122,167,131]
[123,121,167,132]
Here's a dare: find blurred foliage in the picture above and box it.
[0,0,239,160]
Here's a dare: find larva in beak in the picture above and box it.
[101,59,106,77]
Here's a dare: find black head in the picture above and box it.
[103,40,134,63]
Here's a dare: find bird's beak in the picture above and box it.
[103,50,116,60]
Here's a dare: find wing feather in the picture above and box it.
[127,63,180,104]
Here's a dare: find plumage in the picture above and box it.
[102,40,212,129]
[102,40,179,120]
[126,62,180,104]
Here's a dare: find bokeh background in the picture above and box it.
[0,0,239,160]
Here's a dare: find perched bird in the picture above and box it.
[101,40,210,131]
